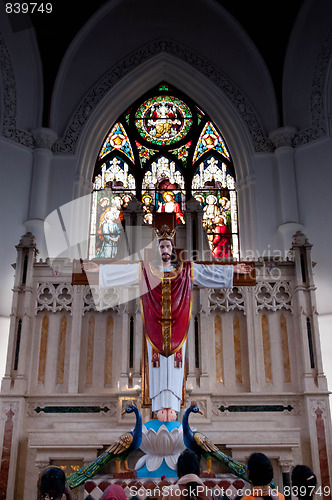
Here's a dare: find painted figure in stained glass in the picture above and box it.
[96,195,123,250]
[142,194,155,225]
[157,191,185,224]
[202,194,220,234]
[96,196,111,254]
[97,196,110,224]
[212,215,232,258]
[143,212,154,225]
[220,197,232,232]
[135,96,193,145]
[191,150,238,258]
[141,156,185,222]
[149,102,179,139]
[121,194,132,210]
[194,194,204,210]
[110,195,123,222]
[97,209,121,259]
[220,196,228,215]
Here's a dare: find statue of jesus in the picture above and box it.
[84,225,251,422]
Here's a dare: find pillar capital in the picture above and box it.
[31,128,58,150]
[269,126,297,148]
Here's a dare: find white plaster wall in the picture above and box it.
[0,139,33,316]
[47,155,79,214]
[294,139,332,316]
[249,153,284,255]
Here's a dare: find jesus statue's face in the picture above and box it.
[158,239,173,263]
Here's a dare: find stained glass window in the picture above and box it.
[142,156,185,225]
[192,157,238,259]
[100,122,135,163]
[135,95,193,146]
[193,121,230,163]
[90,83,239,260]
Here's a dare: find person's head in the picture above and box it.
[158,238,175,263]
[39,467,66,499]
[247,453,274,486]
[291,465,317,498]
[105,209,118,222]
[177,449,201,478]
[195,195,204,205]
[100,197,110,208]
[214,215,226,225]
[101,484,127,500]
[163,191,175,203]
[122,195,131,205]
[206,195,217,205]
[112,196,122,209]
[143,195,152,206]
[144,213,153,224]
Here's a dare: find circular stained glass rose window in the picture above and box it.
[135,96,193,146]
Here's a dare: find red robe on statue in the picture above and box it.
[140,262,193,366]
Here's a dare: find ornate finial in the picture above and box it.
[291,231,311,248]
[154,225,176,240]
[15,232,38,250]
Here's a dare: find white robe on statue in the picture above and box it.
[99,263,233,412]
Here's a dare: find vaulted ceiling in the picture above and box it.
[28,0,304,126]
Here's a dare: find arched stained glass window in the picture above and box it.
[90,83,239,260]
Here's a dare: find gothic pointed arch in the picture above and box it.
[89,83,240,260]
[53,40,273,156]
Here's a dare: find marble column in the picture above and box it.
[269,127,304,248]
[291,231,328,391]
[24,128,58,258]
[67,285,84,393]
[279,459,293,500]
[314,405,331,496]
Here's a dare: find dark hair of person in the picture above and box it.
[177,450,201,500]
[40,467,66,499]
[248,453,274,486]
[247,453,274,500]
[291,465,317,499]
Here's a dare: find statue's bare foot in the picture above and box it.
[167,409,177,421]
[157,409,168,422]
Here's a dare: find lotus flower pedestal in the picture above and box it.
[135,419,186,478]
